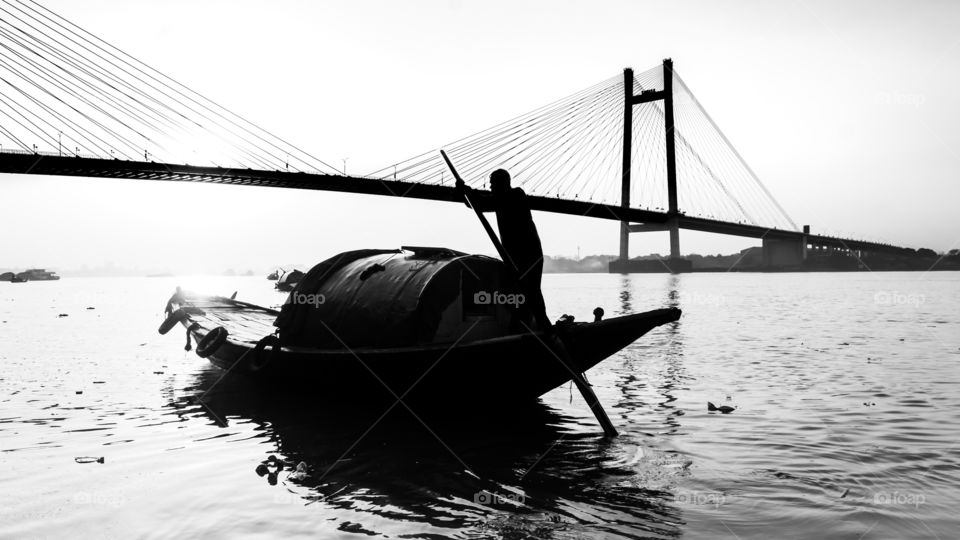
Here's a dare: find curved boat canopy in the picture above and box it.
[275,247,531,348]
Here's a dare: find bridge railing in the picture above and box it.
[0,148,109,160]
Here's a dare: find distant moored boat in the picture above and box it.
[274,269,304,292]
[14,269,60,281]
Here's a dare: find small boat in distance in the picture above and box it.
[14,269,60,281]
[158,247,681,404]
[274,269,304,292]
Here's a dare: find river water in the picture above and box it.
[1,272,958,539]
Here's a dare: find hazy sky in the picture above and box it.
[1,0,958,273]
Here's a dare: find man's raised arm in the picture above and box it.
[455,182,495,212]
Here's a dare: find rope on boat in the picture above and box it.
[184,322,200,351]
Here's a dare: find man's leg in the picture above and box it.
[519,258,549,328]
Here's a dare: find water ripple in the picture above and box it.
[2,273,959,538]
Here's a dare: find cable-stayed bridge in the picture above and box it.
[0,0,918,271]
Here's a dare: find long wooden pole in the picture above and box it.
[440,150,618,437]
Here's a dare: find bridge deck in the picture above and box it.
[0,153,911,255]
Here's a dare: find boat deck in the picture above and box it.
[181,295,279,345]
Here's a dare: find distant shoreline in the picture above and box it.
[5,251,958,278]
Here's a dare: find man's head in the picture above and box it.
[490,169,511,194]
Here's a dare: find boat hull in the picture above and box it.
[167,293,680,403]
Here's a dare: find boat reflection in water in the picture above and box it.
[168,369,684,538]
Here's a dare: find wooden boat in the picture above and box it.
[159,247,680,403]
[274,269,303,292]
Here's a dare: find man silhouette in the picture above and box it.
[457,169,549,328]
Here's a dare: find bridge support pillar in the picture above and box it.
[611,59,688,274]
[619,67,634,263]
[669,219,680,259]
[663,58,680,261]
[619,222,630,261]
[802,225,810,261]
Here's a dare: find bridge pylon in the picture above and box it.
[615,59,687,273]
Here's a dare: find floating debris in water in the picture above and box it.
[57,313,68,317]
[75,391,82,395]
[255,455,288,486]
[339,522,376,535]
[86,307,95,310]
[840,488,850,498]
[288,461,309,481]
[707,402,735,414]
